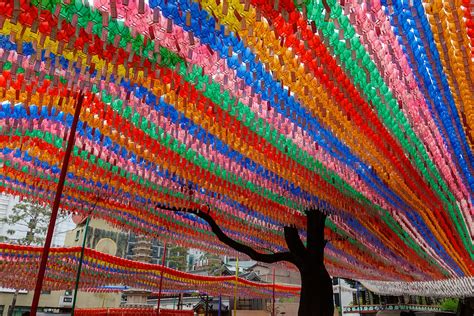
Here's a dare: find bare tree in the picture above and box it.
[1,199,69,316]
[1,200,69,245]
[158,195,335,316]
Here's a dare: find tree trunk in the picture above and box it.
[297,262,334,316]
[296,210,334,316]
[7,290,19,316]
[457,297,474,316]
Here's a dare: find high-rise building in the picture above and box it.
[0,194,18,239]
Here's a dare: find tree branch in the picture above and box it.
[305,208,328,261]
[157,204,295,264]
[283,226,307,258]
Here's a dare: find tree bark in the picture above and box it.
[458,297,474,316]
[295,210,334,316]
[298,263,334,316]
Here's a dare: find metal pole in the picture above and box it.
[218,295,221,316]
[356,282,361,316]
[272,268,275,316]
[339,278,344,316]
[30,92,84,315]
[71,216,91,315]
[233,258,238,316]
[178,293,183,310]
[156,241,168,316]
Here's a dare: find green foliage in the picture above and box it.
[279,297,298,303]
[440,298,458,312]
[1,200,68,246]
[166,245,189,271]
[199,252,223,275]
[344,279,357,288]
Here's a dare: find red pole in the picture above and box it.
[272,268,276,316]
[30,92,85,315]
[156,241,168,316]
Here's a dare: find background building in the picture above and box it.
[0,194,18,238]
[65,218,192,308]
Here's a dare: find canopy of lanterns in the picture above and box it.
[0,0,472,296]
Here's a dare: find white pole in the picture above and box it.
[339,278,344,316]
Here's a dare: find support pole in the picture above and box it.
[218,295,221,316]
[156,241,168,316]
[30,92,84,315]
[272,268,275,316]
[356,282,361,316]
[71,216,91,315]
[233,258,238,316]
[339,278,344,316]
[177,293,182,310]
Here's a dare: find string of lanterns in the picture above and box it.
[0,243,300,298]
[361,277,474,298]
